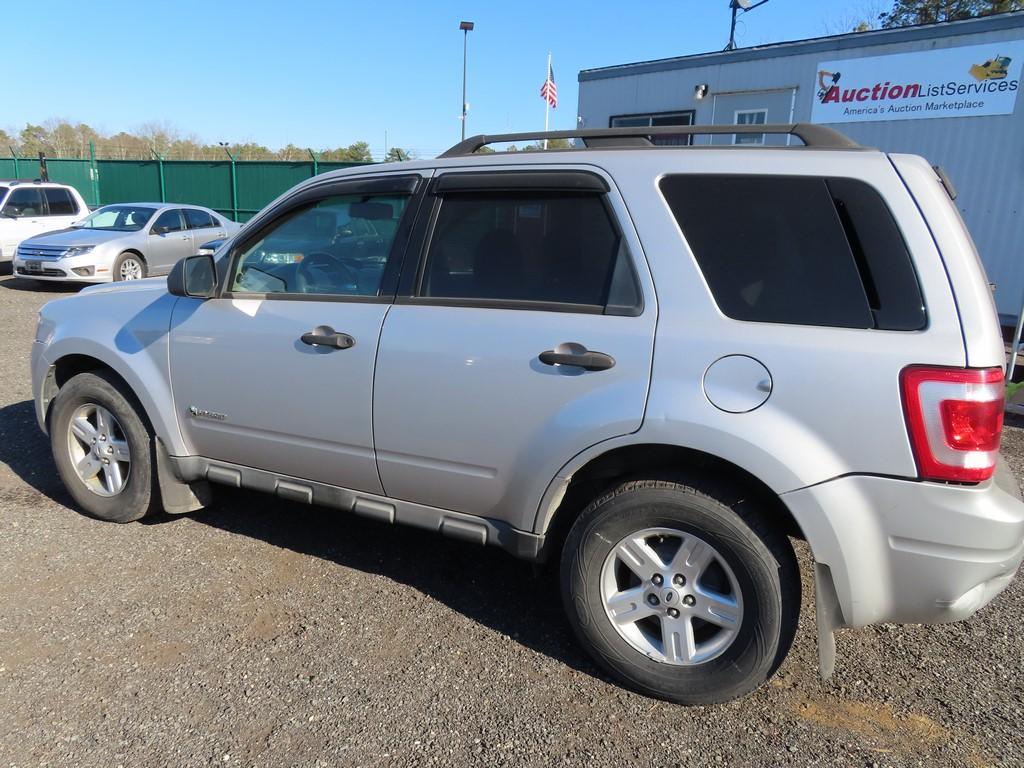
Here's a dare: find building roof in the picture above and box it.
[578,11,1024,82]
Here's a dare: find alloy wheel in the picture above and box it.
[119,258,143,280]
[600,527,743,665]
[65,403,131,497]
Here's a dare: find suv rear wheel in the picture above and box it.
[50,371,158,522]
[560,476,799,705]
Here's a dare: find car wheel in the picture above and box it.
[561,476,800,705]
[50,371,158,523]
[114,252,147,281]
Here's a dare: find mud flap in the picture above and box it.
[155,438,211,514]
[814,562,844,680]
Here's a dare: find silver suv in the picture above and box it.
[30,125,1024,705]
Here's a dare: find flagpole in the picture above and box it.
[544,52,551,149]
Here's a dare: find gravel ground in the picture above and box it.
[1,268,1022,768]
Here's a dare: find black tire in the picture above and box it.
[50,371,158,523]
[113,252,147,281]
[560,475,800,705]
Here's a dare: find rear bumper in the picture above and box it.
[783,458,1024,627]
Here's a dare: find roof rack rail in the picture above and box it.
[440,123,860,157]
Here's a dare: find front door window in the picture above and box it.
[229,194,409,297]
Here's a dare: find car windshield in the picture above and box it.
[74,205,156,231]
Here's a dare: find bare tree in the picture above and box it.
[820,1,888,34]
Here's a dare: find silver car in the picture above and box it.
[29,124,1024,706]
[13,202,240,283]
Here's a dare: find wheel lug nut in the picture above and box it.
[667,608,680,618]
[651,574,663,586]
[673,574,686,587]
[682,594,696,607]
[646,594,660,607]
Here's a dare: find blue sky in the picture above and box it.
[4,0,879,158]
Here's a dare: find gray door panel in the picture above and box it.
[147,209,194,273]
[373,305,656,529]
[168,297,388,493]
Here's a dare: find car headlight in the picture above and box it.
[64,245,95,257]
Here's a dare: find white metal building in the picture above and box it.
[577,13,1024,321]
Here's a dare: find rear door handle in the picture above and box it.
[539,343,615,371]
[301,325,355,350]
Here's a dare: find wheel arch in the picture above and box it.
[535,442,806,553]
[42,343,186,456]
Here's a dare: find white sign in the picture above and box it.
[810,41,1024,123]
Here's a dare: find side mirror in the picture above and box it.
[168,254,217,299]
[151,224,169,235]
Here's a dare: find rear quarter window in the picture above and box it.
[659,174,925,331]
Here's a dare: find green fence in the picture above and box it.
[0,151,371,222]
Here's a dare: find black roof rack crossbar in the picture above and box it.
[440,123,860,157]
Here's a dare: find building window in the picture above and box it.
[610,111,695,146]
[733,109,768,145]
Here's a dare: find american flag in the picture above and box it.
[540,62,557,108]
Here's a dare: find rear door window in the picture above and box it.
[421,186,640,313]
[43,187,79,216]
[659,174,925,330]
[184,208,216,229]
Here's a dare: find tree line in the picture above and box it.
[0,119,415,163]
[879,0,1022,26]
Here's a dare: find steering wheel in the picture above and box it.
[296,251,360,294]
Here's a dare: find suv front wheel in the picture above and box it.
[560,476,800,705]
[50,371,158,522]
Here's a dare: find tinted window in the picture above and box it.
[422,192,638,311]
[825,177,925,331]
[2,187,44,218]
[230,193,409,297]
[152,209,185,233]
[184,208,216,229]
[43,187,78,215]
[661,175,879,329]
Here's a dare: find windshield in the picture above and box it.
[74,205,156,231]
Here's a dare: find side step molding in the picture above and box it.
[169,456,544,560]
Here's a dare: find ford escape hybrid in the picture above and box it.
[31,125,1024,705]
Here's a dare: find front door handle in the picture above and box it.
[539,343,615,371]
[300,325,355,350]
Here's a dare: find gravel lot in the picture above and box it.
[1,267,1022,768]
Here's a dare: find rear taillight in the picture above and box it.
[900,366,1004,482]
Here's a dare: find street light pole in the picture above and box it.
[460,21,474,140]
[725,0,770,51]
